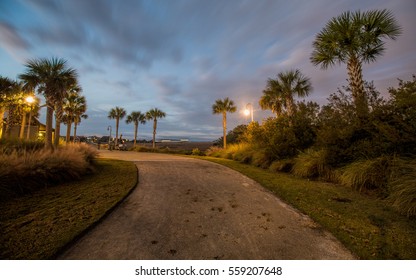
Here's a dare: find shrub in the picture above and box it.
[340,156,391,193]
[231,143,254,164]
[251,148,271,169]
[269,159,294,173]
[388,159,416,217]
[292,149,337,181]
[0,144,98,200]
[191,148,205,156]
[205,146,223,157]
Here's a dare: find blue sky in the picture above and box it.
[1,0,415,141]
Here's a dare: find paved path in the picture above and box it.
[58,151,354,259]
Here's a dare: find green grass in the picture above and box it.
[200,156,416,259]
[0,159,137,259]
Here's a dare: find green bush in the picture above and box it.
[292,149,337,181]
[388,159,416,217]
[340,156,391,192]
[191,148,205,156]
[269,159,294,173]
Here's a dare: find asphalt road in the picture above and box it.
[58,150,354,259]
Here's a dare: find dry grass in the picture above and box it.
[0,143,98,200]
[0,159,137,259]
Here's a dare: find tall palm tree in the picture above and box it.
[311,9,401,118]
[146,108,166,148]
[108,106,126,146]
[72,109,88,143]
[53,81,80,146]
[126,111,146,147]
[212,97,237,149]
[63,91,86,143]
[259,69,312,117]
[19,57,78,148]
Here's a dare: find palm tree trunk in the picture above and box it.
[134,122,138,146]
[347,56,369,120]
[5,107,14,138]
[66,120,72,143]
[115,118,119,146]
[222,112,227,149]
[152,119,157,149]
[54,118,61,147]
[0,109,4,139]
[54,104,63,147]
[73,123,78,142]
[19,111,27,139]
[45,102,54,149]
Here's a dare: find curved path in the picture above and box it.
[58,151,354,259]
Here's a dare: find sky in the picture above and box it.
[1,0,415,141]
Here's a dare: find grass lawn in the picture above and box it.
[200,156,416,259]
[0,159,137,259]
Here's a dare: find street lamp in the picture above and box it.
[244,103,254,123]
[25,95,35,140]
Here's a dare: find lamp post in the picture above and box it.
[244,103,254,123]
[25,96,35,140]
[107,125,112,151]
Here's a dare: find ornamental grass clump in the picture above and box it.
[340,156,391,193]
[292,149,337,181]
[0,143,98,200]
[388,159,416,217]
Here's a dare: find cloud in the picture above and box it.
[1,0,415,140]
[0,22,30,61]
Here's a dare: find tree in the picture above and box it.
[212,97,237,149]
[260,69,312,117]
[72,108,88,143]
[0,76,15,138]
[311,9,401,119]
[19,57,78,148]
[0,78,23,138]
[146,108,166,148]
[63,90,87,143]
[108,106,126,146]
[126,111,146,147]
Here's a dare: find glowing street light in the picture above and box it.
[25,95,35,140]
[244,103,254,123]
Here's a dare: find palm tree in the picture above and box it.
[146,108,166,148]
[0,76,14,138]
[212,97,237,149]
[259,69,312,117]
[126,111,146,147]
[19,57,78,148]
[63,91,86,143]
[72,108,88,143]
[53,81,80,146]
[0,77,19,138]
[108,106,126,146]
[311,9,401,118]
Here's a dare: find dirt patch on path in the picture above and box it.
[58,152,354,259]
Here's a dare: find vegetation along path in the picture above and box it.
[58,150,354,259]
